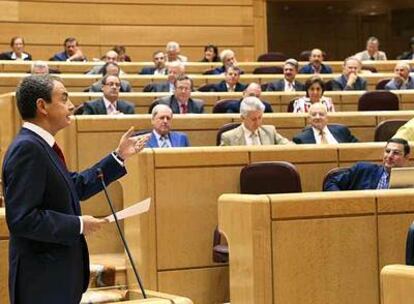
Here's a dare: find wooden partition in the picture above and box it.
[0,72,398,94]
[218,190,414,304]
[0,60,410,74]
[381,265,414,304]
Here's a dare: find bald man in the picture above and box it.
[293,103,358,144]
[299,48,333,74]
[86,50,121,75]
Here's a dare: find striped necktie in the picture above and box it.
[160,136,170,148]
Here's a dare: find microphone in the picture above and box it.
[96,168,147,299]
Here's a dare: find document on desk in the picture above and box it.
[105,198,151,222]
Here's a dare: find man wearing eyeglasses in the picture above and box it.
[152,75,204,114]
[324,138,410,191]
[83,75,135,115]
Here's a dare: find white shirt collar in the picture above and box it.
[22,121,55,147]
[11,52,29,60]
[242,124,261,145]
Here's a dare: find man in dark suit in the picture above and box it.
[225,82,273,113]
[139,50,167,75]
[83,74,135,115]
[146,61,185,93]
[211,66,247,92]
[299,48,332,74]
[3,75,149,304]
[293,103,358,144]
[331,57,367,91]
[324,138,410,191]
[146,104,190,148]
[88,62,132,93]
[51,37,86,62]
[385,61,414,90]
[266,59,306,92]
[152,75,204,114]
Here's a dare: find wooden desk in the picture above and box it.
[0,60,410,74]
[381,265,414,304]
[0,72,398,94]
[218,190,414,304]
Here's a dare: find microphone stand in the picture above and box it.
[96,168,147,299]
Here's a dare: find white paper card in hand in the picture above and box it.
[105,198,151,222]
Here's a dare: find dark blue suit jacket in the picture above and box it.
[83,98,135,115]
[3,128,126,304]
[211,80,247,92]
[331,75,367,91]
[225,99,273,113]
[292,125,359,144]
[266,79,306,91]
[324,162,385,191]
[0,51,32,61]
[139,67,167,75]
[299,63,333,74]
[146,131,190,148]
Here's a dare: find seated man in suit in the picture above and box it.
[139,50,167,75]
[211,66,247,92]
[324,138,410,191]
[267,58,306,92]
[385,61,414,90]
[147,61,185,93]
[83,74,134,115]
[293,103,359,144]
[211,49,238,75]
[152,75,204,114]
[146,104,190,148]
[225,82,273,113]
[220,96,290,146]
[166,41,188,62]
[299,48,332,74]
[354,36,387,61]
[51,37,86,62]
[88,62,132,93]
[86,50,120,75]
[332,57,367,91]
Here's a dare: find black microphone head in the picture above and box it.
[96,168,104,180]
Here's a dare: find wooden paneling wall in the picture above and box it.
[0,0,267,61]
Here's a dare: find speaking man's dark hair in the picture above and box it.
[16,75,58,119]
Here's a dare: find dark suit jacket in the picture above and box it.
[331,75,367,91]
[51,51,86,62]
[88,80,132,93]
[0,51,32,61]
[147,82,171,92]
[266,79,306,91]
[299,63,333,74]
[211,80,247,92]
[153,95,204,114]
[225,99,273,113]
[3,128,126,304]
[139,67,167,75]
[83,98,135,115]
[324,162,385,191]
[146,131,190,148]
[293,125,359,144]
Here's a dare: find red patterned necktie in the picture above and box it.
[53,142,67,169]
[180,103,188,114]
